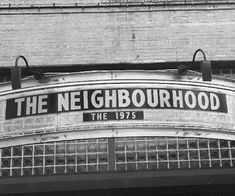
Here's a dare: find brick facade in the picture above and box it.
[0,4,235,67]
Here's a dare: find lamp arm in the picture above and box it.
[15,55,44,80]
[189,49,207,70]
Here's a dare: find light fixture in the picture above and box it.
[11,55,44,90]
[178,49,212,81]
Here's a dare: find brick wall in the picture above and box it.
[0,0,89,5]
[0,5,235,67]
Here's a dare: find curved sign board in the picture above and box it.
[5,88,227,119]
[0,71,234,139]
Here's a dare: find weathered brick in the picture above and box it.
[0,5,234,67]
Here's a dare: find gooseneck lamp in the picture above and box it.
[11,55,44,90]
[178,49,212,81]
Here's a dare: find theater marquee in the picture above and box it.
[6,88,227,120]
[0,70,234,140]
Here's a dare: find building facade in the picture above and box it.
[0,0,235,195]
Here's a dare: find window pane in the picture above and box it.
[168,151,177,160]
[209,140,218,148]
[24,146,33,156]
[220,149,230,159]
[2,148,11,157]
[179,151,188,160]
[168,139,177,150]
[189,150,199,160]
[188,139,198,149]
[200,150,209,160]
[199,140,208,149]
[220,140,228,148]
[13,146,22,156]
[45,145,54,155]
[157,139,166,150]
[210,149,219,159]
[34,145,44,155]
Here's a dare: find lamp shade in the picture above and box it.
[200,60,212,81]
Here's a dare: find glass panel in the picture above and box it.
[56,155,65,165]
[201,160,210,168]
[127,163,136,170]
[1,137,235,177]
[169,162,178,169]
[148,162,157,170]
[77,144,86,153]
[211,160,220,168]
[136,141,146,151]
[99,164,108,172]
[2,158,11,168]
[137,152,146,161]
[34,167,43,175]
[147,140,156,150]
[23,157,32,167]
[12,169,21,176]
[126,141,135,151]
[1,169,10,177]
[148,152,157,161]
[45,145,54,155]
[34,145,44,155]
[98,143,107,152]
[34,156,43,166]
[88,143,97,153]
[77,154,86,164]
[67,166,76,174]
[23,168,32,176]
[12,157,21,167]
[232,160,235,167]
[13,146,22,156]
[56,166,65,174]
[137,163,147,170]
[158,151,167,161]
[231,149,235,158]
[88,154,97,164]
[210,149,219,159]
[45,156,54,166]
[200,150,209,160]
[179,151,188,160]
[230,141,235,148]
[178,139,187,149]
[24,146,33,156]
[77,165,86,173]
[189,150,199,160]
[159,162,168,169]
[2,147,11,157]
[126,152,136,162]
[180,161,189,168]
[220,140,228,148]
[222,160,230,168]
[167,139,177,150]
[199,139,208,149]
[220,149,230,159]
[115,141,125,151]
[190,161,199,168]
[88,165,97,172]
[188,139,198,149]
[45,167,54,174]
[116,164,125,171]
[66,155,76,165]
[66,142,76,154]
[168,151,177,160]
[209,140,218,148]
[157,138,166,150]
[99,154,108,163]
[116,153,125,162]
[56,143,65,154]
